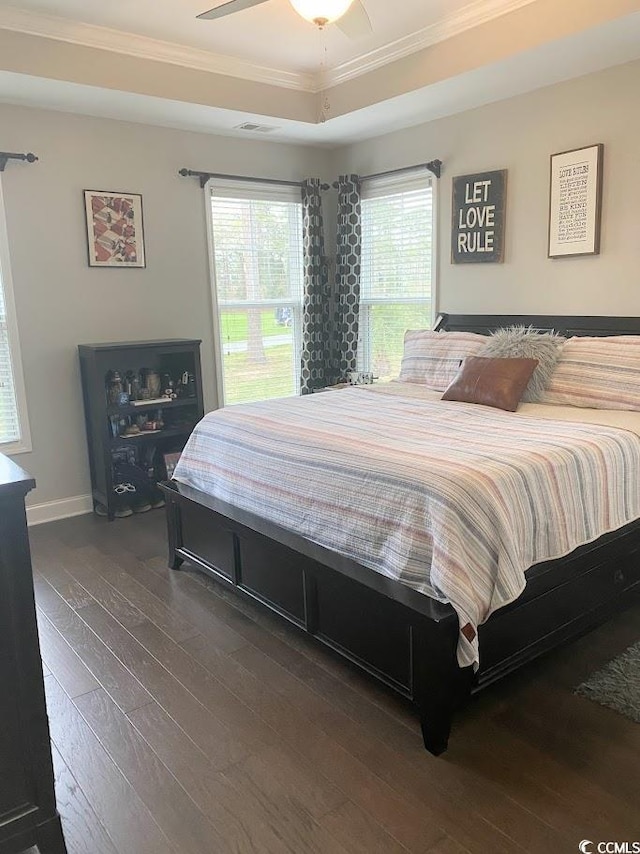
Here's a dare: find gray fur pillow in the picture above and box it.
[477,326,566,402]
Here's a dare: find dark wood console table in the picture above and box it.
[0,454,67,854]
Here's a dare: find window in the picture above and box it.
[207,181,304,406]
[0,180,30,454]
[358,172,435,381]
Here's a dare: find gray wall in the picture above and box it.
[333,58,640,316]
[5,56,640,509]
[0,104,331,506]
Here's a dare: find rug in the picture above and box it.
[575,640,640,723]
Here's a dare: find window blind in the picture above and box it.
[0,179,23,449]
[359,173,434,380]
[0,278,20,446]
[208,181,304,405]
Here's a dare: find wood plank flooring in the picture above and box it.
[27,511,640,854]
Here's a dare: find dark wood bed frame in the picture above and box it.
[161,314,640,755]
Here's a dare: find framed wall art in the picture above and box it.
[451,169,507,264]
[83,189,146,267]
[548,144,603,258]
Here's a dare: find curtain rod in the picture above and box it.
[0,151,38,172]
[178,168,330,191]
[332,159,443,188]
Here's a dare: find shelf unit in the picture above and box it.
[78,339,203,520]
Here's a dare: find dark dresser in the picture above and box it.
[0,454,67,854]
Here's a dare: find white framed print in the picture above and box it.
[548,144,603,258]
[84,189,146,267]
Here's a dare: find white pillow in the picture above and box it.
[398,330,487,391]
[541,335,640,410]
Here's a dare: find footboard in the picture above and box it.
[161,480,640,754]
[162,480,469,755]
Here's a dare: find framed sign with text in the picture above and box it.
[548,144,603,258]
[451,169,507,264]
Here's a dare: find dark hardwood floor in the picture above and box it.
[27,511,640,854]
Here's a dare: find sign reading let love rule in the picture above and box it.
[451,169,507,263]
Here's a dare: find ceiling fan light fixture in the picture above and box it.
[289,0,355,26]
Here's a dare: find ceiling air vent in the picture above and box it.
[234,122,279,133]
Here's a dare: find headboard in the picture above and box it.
[436,313,640,338]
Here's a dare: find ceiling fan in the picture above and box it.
[197,0,373,39]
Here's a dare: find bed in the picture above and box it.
[161,314,640,755]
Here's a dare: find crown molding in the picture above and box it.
[0,0,539,95]
[323,0,539,88]
[0,5,315,92]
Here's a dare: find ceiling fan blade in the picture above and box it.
[197,0,269,20]
[335,0,372,39]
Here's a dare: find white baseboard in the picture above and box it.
[27,494,93,526]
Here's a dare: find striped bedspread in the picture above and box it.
[174,384,640,668]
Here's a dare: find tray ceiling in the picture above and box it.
[0,0,532,79]
[1,0,640,145]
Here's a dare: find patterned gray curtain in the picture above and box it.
[300,178,332,394]
[334,174,362,380]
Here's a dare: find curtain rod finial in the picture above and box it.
[177,168,209,188]
[427,159,442,179]
[0,151,39,171]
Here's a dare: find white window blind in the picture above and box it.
[208,180,304,406]
[0,180,29,453]
[0,277,19,445]
[359,172,435,380]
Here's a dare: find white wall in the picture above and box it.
[0,104,331,509]
[333,58,640,317]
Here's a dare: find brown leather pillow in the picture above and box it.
[442,356,539,411]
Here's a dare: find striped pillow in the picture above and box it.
[541,336,640,410]
[398,330,487,391]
